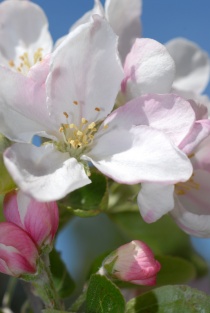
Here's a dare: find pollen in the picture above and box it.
[59,117,98,151]
[8,47,44,74]
[175,174,200,196]
[63,112,69,118]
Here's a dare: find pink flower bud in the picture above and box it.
[0,222,38,277]
[101,240,161,285]
[3,190,59,250]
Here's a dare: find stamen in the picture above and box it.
[9,60,15,67]
[59,127,64,133]
[63,112,69,118]
[175,175,200,195]
[88,122,96,130]
[73,101,78,105]
[95,107,101,112]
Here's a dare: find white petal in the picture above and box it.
[0,66,57,142]
[105,0,142,63]
[137,183,175,223]
[4,143,91,201]
[166,38,210,94]
[70,0,104,31]
[0,0,52,67]
[121,38,175,101]
[47,15,123,126]
[83,125,192,184]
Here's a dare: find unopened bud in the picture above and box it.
[4,190,59,252]
[0,222,38,277]
[101,240,161,285]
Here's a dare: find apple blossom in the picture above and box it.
[0,0,52,75]
[69,0,142,63]
[3,190,59,250]
[0,17,193,202]
[100,240,161,285]
[137,101,210,237]
[0,222,38,277]
[165,38,210,107]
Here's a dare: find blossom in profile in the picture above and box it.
[3,190,59,250]
[165,38,210,108]
[0,222,38,277]
[138,100,210,237]
[100,240,161,285]
[0,0,52,75]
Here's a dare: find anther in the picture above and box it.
[73,101,78,105]
[81,118,88,124]
[9,60,15,67]
[88,122,96,129]
[95,107,101,112]
[63,112,69,118]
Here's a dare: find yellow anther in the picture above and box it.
[88,122,96,129]
[63,112,69,118]
[69,124,75,129]
[73,101,78,105]
[64,124,69,129]
[95,107,101,112]
[77,130,83,136]
[104,124,108,129]
[59,127,64,133]
[81,118,88,124]
[9,60,15,67]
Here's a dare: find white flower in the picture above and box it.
[0,0,52,75]
[0,17,193,202]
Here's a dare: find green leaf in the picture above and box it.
[49,249,75,299]
[58,171,108,218]
[125,285,210,313]
[156,255,196,286]
[86,274,125,313]
[110,212,191,255]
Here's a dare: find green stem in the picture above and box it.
[30,256,64,310]
[68,288,87,312]
[2,277,17,308]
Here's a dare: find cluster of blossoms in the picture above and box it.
[0,0,210,309]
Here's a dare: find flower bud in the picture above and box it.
[0,222,38,277]
[101,240,161,285]
[3,190,59,251]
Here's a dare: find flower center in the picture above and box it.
[57,111,99,158]
[175,174,200,195]
[8,48,43,74]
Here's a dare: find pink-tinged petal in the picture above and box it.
[84,125,192,184]
[3,190,22,228]
[0,0,52,67]
[188,99,208,120]
[47,15,123,126]
[191,136,210,172]
[0,66,57,142]
[122,38,175,101]
[104,94,195,147]
[137,183,175,223]
[4,190,59,247]
[0,222,38,276]
[179,120,210,155]
[172,169,210,237]
[105,0,142,63]
[4,143,91,201]
[102,240,161,285]
[166,38,210,94]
